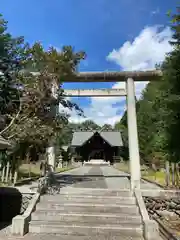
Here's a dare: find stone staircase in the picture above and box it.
[29,188,144,239]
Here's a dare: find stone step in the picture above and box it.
[41,195,136,205]
[58,188,133,197]
[32,212,142,225]
[83,163,110,166]
[29,221,143,237]
[36,203,139,214]
[21,233,145,240]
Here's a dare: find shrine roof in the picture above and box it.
[71,131,123,147]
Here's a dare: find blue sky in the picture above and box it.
[1,0,177,125]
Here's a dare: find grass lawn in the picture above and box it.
[142,170,166,186]
[18,163,41,179]
[115,162,166,186]
[19,163,75,178]
[0,163,76,186]
[56,166,75,173]
[0,182,8,187]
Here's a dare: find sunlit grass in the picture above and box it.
[142,170,166,186]
[18,163,41,179]
[0,164,75,186]
[56,166,74,173]
[115,162,166,186]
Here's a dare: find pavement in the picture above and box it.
[0,165,161,240]
[14,165,161,194]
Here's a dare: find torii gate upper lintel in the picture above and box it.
[61,70,162,82]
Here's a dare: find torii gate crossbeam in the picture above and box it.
[63,88,126,97]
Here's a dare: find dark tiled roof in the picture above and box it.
[71,131,123,147]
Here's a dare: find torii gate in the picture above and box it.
[33,70,162,190]
[62,70,162,190]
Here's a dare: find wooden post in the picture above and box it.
[1,166,5,182]
[13,171,18,185]
[165,161,170,186]
[5,161,10,183]
[171,162,175,186]
[9,170,12,182]
[175,163,179,186]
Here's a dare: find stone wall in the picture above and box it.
[20,194,33,214]
[0,187,33,223]
[0,187,22,223]
[144,196,180,237]
[144,197,180,217]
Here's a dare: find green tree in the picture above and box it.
[101,124,113,131]
[79,120,101,130]
[0,14,86,164]
[0,14,28,133]
[162,7,180,162]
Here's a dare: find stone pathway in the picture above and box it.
[14,181,38,194]
[0,165,161,240]
[13,165,162,193]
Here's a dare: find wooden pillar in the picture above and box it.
[5,161,10,183]
[1,166,5,182]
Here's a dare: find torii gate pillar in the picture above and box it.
[126,78,141,190]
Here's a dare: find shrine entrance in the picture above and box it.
[90,150,104,160]
[40,70,162,190]
[78,131,113,162]
[71,130,123,164]
[62,70,162,190]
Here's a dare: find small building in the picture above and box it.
[70,130,123,163]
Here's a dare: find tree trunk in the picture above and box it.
[43,161,47,176]
[171,162,175,186]
[13,170,18,185]
[26,151,31,178]
[152,163,157,180]
[5,161,10,183]
[175,163,179,187]
[165,161,170,187]
[9,170,12,182]
[1,166,5,182]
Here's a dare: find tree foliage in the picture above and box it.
[0,14,27,132]
[116,7,180,168]
[56,120,117,147]
[0,14,86,161]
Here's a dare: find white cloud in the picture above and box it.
[107,25,172,71]
[60,25,173,126]
[59,97,126,126]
